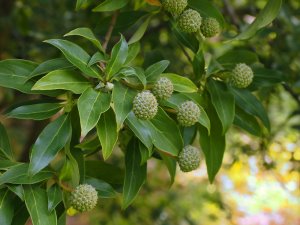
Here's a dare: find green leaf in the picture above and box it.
[192,50,205,82]
[64,27,104,52]
[124,42,140,65]
[123,138,147,209]
[234,106,262,137]
[27,58,74,81]
[32,69,90,94]
[78,88,111,136]
[0,160,21,170]
[126,108,183,156]
[6,103,63,120]
[234,0,282,40]
[128,16,151,44]
[119,67,146,87]
[162,73,198,93]
[0,164,53,185]
[250,67,285,90]
[11,203,29,225]
[0,59,37,93]
[199,100,225,183]
[0,189,14,225]
[23,186,57,225]
[93,0,129,12]
[159,152,176,186]
[230,88,270,130]
[145,60,170,82]
[7,185,24,201]
[44,39,100,78]
[29,115,71,175]
[76,0,88,10]
[207,79,235,134]
[112,82,137,130]
[0,123,14,160]
[85,160,124,185]
[47,185,63,212]
[88,52,106,67]
[97,108,118,160]
[106,35,128,79]
[139,142,152,165]
[189,0,225,27]
[85,177,117,198]
[75,135,101,152]
[172,25,199,53]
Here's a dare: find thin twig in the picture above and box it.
[102,10,119,52]
[177,41,193,64]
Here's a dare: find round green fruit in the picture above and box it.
[178,9,202,33]
[133,91,158,120]
[230,63,254,88]
[177,101,200,127]
[69,184,98,212]
[200,17,221,38]
[152,77,174,100]
[178,145,201,172]
[161,0,187,17]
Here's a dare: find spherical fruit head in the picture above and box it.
[178,145,201,172]
[177,101,201,126]
[69,184,98,212]
[161,0,187,17]
[178,9,202,33]
[153,77,174,100]
[230,63,254,88]
[200,17,221,38]
[133,91,158,120]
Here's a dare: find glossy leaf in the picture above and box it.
[172,25,199,53]
[93,0,129,12]
[88,52,106,66]
[139,142,152,165]
[44,39,100,78]
[207,79,235,134]
[32,69,90,94]
[159,152,176,186]
[112,82,137,130]
[24,186,57,225]
[29,115,71,175]
[27,58,73,81]
[64,27,104,52]
[78,87,111,136]
[0,59,37,93]
[119,67,146,87]
[6,103,63,120]
[234,106,262,136]
[125,42,140,65]
[123,138,147,209]
[0,164,53,185]
[199,100,226,183]
[97,108,118,160]
[0,123,14,160]
[47,185,63,212]
[0,160,21,170]
[162,73,198,93]
[129,16,151,44]
[106,35,128,79]
[85,160,124,184]
[234,0,282,40]
[0,189,14,225]
[85,177,117,198]
[145,60,169,82]
[7,185,24,201]
[230,88,270,130]
[192,50,205,82]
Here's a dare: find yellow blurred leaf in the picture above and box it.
[145,0,161,6]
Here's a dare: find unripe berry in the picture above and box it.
[133,91,158,120]
[69,184,98,212]
[152,77,174,100]
[177,101,200,127]
[230,63,254,88]
[161,0,187,17]
[178,145,201,172]
[200,17,221,38]
[177,9,202,33]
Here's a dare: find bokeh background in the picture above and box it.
[0,0,299,224]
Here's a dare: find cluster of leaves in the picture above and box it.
[0,0,285,224]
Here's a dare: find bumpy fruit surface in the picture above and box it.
[200,17,221,38]
[230,63,254,88]
[69,184,98,212]
[133,91,158,120]
[178,9,202,33]
[152,77,174,100]
[177,101,200,126]
[161,0,187,17]
[178,145,201,172]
